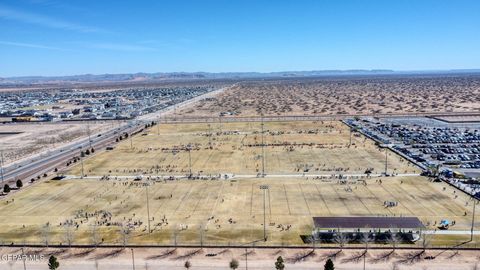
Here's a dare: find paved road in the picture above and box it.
[0,87,230,186]
[0,122,141,184]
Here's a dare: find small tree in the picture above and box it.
[91,148,95,153]
[229,258,239,269]
[184,260,191,269]
[16,179,23,188]
[85,149,91,155]
[48,255,59,270]
[3,184,10,193]
[324,258,335,270]
[275,256,285,270]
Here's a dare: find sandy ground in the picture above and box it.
[0,122,112,165]
[0,247,479,269]
[176,77,480,117]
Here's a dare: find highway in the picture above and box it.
[0,121,142,184]
[0,86,232,186]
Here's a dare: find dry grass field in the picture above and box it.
[0,122,110,164]
[69,121,419,177]
[0,121,476,248]
[0,176,477,247]
[175,76,480,117]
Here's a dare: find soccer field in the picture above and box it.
[0,176,476,246]
[68,121,420,177]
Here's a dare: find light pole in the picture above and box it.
[260,185,269,241]
[131,248,135,270]
[187,145,192,176]
[349,127,353,147]
[87,122,92,149]
[80,148,85,179]
[21,247,26,270]
[245,248,248,270]
[384,148,388,175]
[0,150,4,183]
[207,124,212,147]
[146,183,151,233]
[471,198,477,242]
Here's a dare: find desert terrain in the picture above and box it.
[175,76,480,117]
[0,122,110,165]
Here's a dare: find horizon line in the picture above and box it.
[3,68,480,79]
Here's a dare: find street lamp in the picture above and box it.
[259,185,269,241]
[131,248,135,270]
[145,183,151,233]
[471,198,477,242]
[0,150,4,183]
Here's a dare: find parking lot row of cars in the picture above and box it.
[345,118,480,169]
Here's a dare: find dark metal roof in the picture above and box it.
[313,216,425,229]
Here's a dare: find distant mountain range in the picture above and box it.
[1,69,480,85]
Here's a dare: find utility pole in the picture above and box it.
[80,149,85,179]
[130,133,133,149]
[87,122,92,149]
[157,117,160,136]
[471,198,477,242]
[0,151,4,183]
[245,248,248,270]
[208,124,212,147]
[131,248,135,270]
[146,184,151,233]
[188,148,192,175]
[349,127,353,147]
[384,148,388,175]
[21,247,26,270]
[261,114,265,177]
[260,185,269,241]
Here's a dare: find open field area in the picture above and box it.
[176,76,480,117]
[68,121,420,176]
[1,247,480,270]
[0,176,477,247]
[0,122,110,164]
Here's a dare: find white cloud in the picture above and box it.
[0,5,103,33]
[81,42,157,52]
[0,40,69,51]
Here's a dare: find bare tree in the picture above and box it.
[361,232,370,270]
[421,234,432,253]
[120,223,131,248]
[91,223,99,247]
[199,224,205,247]
[63,224,75,247]
[388,233,401,253]
[41,223,51,247]
[334,233,348,251]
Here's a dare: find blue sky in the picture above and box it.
[0,0,479,77]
